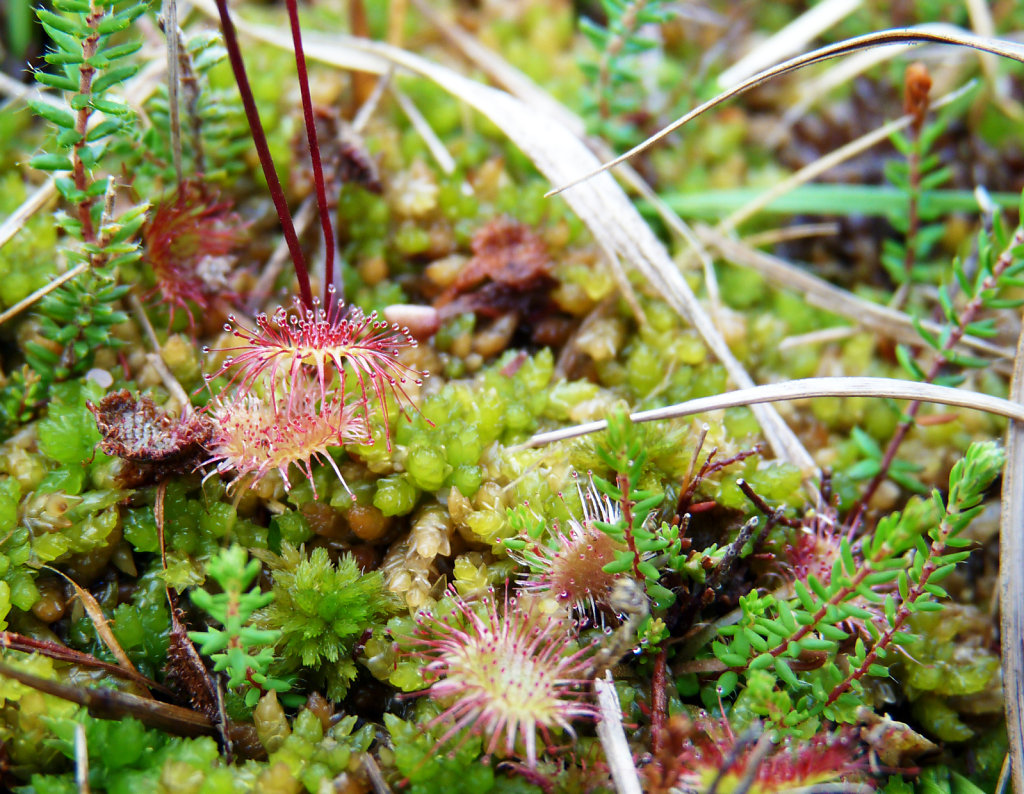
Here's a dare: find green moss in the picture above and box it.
[254,544,388,700]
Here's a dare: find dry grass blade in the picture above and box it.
[548,27,1024,196]
[0,261,88,328]
[390,85,455,174]
[774,22,970,138]
[0,178,57,253]
[1000,321,1024,794]
[44,566,149,694]
[0,659,217,737]
[189,0,815,472]
[160,0,183,187]
[699,227,1014,370]
[75,721,90,793]
[526,376,1024,447]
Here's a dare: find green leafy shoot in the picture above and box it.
[188,545,290,707]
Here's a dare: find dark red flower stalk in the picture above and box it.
[285,0,335,296]
[213,0,313,309]
[143,180,245,329]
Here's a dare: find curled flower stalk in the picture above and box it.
[205,284,423,447]
[409,588,599,767]
[201,374,366,499]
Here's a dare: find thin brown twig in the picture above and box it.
[846,222,1024,533]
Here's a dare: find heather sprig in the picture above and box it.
[578,0,672,148]
[710,440,1004,729]
[883,62,958,296]
[848,196,1024,529]
[24,0,149,386]
[188,545,291,707]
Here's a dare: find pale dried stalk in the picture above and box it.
[390,85,455,174]
[75,722,90,794]
[741,222,838,247]
[160,0,184,187]
[595,671,643,794]
[0,261,88,328]
[1000,317,1024,794]
[777,326,858,351]
[699,227,1014,370]
[0,178,57,253]
[129,295,193,414]
[775,22,969,137]
[717,0,861,88]
[525,376,1024,448]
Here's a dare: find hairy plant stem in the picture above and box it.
[213,0,313,309]
[73,1,103,244]
[616,473,646,587]
[846,223,1024,533]
[823,516,954,709]
[285,0,335,299]
[650,648,668,756]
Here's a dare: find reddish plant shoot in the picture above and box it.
[409,588,599,767]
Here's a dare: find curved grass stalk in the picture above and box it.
[525,376,1024,448]
[547,27,1024,196]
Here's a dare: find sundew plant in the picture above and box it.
[2,1,1024,793]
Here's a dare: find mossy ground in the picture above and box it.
[0,0,1021,792]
